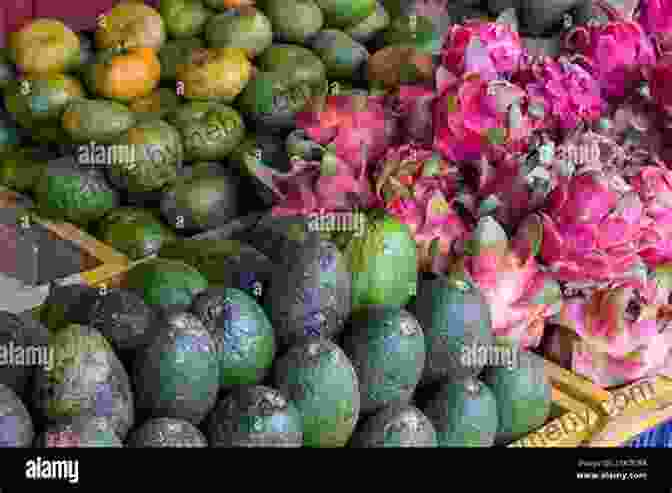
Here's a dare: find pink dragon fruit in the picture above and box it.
[295,94,396,173]
[562,11,657,100]
[650,54,672,112]
[264,150,378,217]
[537,171,651,284]
[513,55,606,132]
[433,74,541,163]
[637,0,672,55]
[554,273,672,387]
[449,215,562,349]
[441,19,524,81]
[630,166,672,266]
[374,143,469,272]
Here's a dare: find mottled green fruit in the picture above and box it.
[410,274,494,384]
[161,0,214,39]
[134,312,219,424]
[125,258,208,314]
[87,288,158,360]
[33,324,135,439]
[160,174,239,233]
[383,14,441,54]
[0,384,34,447]
[208,385,302,447]
[314,0,377,27]
[345,1,390,43]
[0,148,51,193]
[274,338,360,447]
[310,29,369,80]
[61,99,135,143]
[108,119,184,194]
[343,306,425,414]
[262,0,324,44]
[126,417,207,447]
[205,9,273,58]
[482,350,552,444]
[95,207,177,260]
[40,284,101,331]
[0,312,49,397]
[191,288,276,389]
[265,239,351,346]
[169,101,244,161]
[343,210,417,312]
[350,403,436,447]
[36,417,122,447]
[423,378,498,447]
[34,164,119,227]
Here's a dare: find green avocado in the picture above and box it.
[124,257,208,314]
[410,273,494,384]
[32,323,135,439]
[274,338,360,447]
[191,287,276,389]
[133,312,219,425]
[33,160,120,228]
[39,283,102,331]
[61,99,135,144]
[309,29,369,80]
[261,0,324,45]
[342,306,425,414]
[208,385,303,447]
[159,38,205,81]
[0,147,52,193]
[126,417,208,447]
[482,350,552,444]
[95,207,177,260]
[264,239,352,346]
[169,101,245,161]
[423,377,498,447]
[205,8,273,57]
[343,209,417,312]
[350,403,437,447]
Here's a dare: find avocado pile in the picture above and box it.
[0,212,551,447]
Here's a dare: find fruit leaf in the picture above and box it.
[445,95,458,113]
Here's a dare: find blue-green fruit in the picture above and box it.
[482,350,552,444]
[126,418,207,447]
[350,403,437,447]
[191,287,276,389]
[343,306,425,413]
[274,338,359,447]
[410,274,494,384]
[423,377,498,447]
[134,312,219,425]
[208,385,303,447]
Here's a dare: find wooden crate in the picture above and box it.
[1,186,130,313]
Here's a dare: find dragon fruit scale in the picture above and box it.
[448,215,562,349]
[637,0,672,55]
[433,74,541,163]
[441,19,524,82]
[374,143,470,272]
[551,267,672,387]
[562,10,657,101]
[513,55,606,132]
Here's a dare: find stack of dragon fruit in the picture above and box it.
[266,0,672,389]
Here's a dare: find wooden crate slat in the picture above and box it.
[543,358,612,406]
[583,376,672,447]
